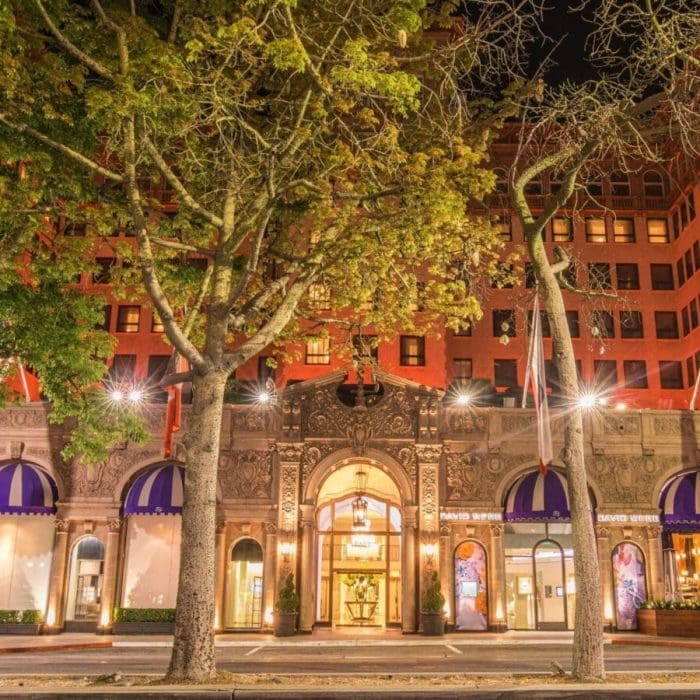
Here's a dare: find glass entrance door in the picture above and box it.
[534,540,567,630]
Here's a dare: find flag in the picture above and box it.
[522,296,553,474]
[163,353,188,458]
[0,357,41,402]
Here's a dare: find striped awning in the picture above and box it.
[124,464,184,516]
[0,462,58,515]
[660,471,700,531]
[505,469,570,522]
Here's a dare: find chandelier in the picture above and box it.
[351,467,369,529]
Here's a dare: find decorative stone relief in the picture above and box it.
[278,464,300,533]
[277,443,303,464]
[219,449,273,500]
[445,449,506,503]
[419,464,438,533]
[418,397,439,441]
[301,442,337,485]
[107,518,121,533]
[383,444,417,483]
[0,408,48,429]
[445,410,487,435]
[602,415,640,436]
[500,413,536,436]
[415,444,442,464]
[231,408,272,434]
[653,416,694,438]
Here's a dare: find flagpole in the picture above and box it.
[522,295,538,408]
[690,362,700,410]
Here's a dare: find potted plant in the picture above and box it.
[0,609,43,635]
[421,571,446,636]
[273,573,300,637]
[637,599,700,638]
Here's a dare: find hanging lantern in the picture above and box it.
[352,494,368,529]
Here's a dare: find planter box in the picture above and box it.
[0,624,42,635]
[273,612,297,637]
[420,612,445,637]
[112,621,175,635]
[637,609,700,638]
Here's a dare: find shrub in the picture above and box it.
[0,610,43,624]
[113,608,176,623]
[275,573,300,613]
[421,571,446,614]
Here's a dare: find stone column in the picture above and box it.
[213,520,227,631]
[276,444,302,592]
[646,525,664,601]
[262,523,278,628]
[416,445,441,600]
[98,518,122,631]
[401,505,418,633]
[45,518,70,631]
[299,504,316,632]
[595,525,613,629]
[488,523,507,632]
[440,525,453,627]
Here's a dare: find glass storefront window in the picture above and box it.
[672,533,700,601]
[225,538,263,628]
[65,536,104,621]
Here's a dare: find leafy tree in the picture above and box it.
[507,0,700,680]
[0,0,530,680]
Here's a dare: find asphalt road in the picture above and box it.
[0,643,698,676]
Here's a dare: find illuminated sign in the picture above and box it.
[597,513,659,523]
[440,510,503,522]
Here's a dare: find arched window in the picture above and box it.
[454,541,488,631]
[611,542,647,630]
[66,536,105,622]
[226,538,264,629]
[643,171,665,198]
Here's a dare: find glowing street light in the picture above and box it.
[256,390,272,404]
[578,393,598,409]
[109,389,124,402]
[455,392,471,407]
[128,389,143,403]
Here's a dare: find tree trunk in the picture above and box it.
[527,232,605,681]
[166,369,226,682]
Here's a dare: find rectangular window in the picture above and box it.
[659,361,683,389]
[677,258,686,287]
[594,360,617,388]
[528,310,551,337]
[408,282,425,312]
[592,310,615,338]
[61,220,87,237]
[307,283,331,310]
[685,250,694,280]
[100,304,112,332]
[689,191,697,220]
[552,216,573,242]
[116,305,140,333]
[525,263,536,288]
[682,306,690,336]
[494,359,517,387]
[681,201,689,230]
[453,325,472,337]
[623,360,648,389]
[258,356,275,382]
[497,214,512,242]
[610,172,630,196]
[673,209,681,239]
[352,334,379,362]
[585,217,606,243]
[616,263,640,290]
[93,257,116,284]
[305,337,331,365]
[493,309,516,337]
[400,335,425,366]
[655,311,679,339]
[453,358,473,381]
[613,218,635,243]
[650,263,674,290]
[694,241,700,270]
[620,310,644,339]
[151,312,164,333]
[147,355,170,402]
[691,299,699,329]
[109,354,136,381]
[687,357,696,387]
[566,310,580,338]
[588,263,612,290]
[647,218,669,243]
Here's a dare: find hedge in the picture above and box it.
[0,610,43,624]
[640,599,700,610]
[114,608,176,623]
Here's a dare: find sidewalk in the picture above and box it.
[1,629,699,654]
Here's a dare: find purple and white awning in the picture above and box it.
[0,462,58,515]
[124,464,184,516]
[505,470,570,522]
[660,471,700,531]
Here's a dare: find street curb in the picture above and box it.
[610,636,700,650]
[0,641,112,655]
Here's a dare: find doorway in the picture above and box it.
[225,538,263,628]
[65,536,104,622]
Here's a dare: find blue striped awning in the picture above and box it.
[0,462,58,515]
[660,471,700,531]
[124,464,184,516]
[505,470,570,522]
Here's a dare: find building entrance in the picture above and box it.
[315,463,402,628]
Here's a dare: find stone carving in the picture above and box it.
[264,522,278,535]
[281,397,302,439]
[446,410,487,435]
[490,523,504,536]
[54,518,70,533]
[231,408,272,434]
[277,443,303,463]
[500,413,536,435]
[383,444,418,483]
[420,464,438,532]
[107,518,121,533]
[9,441,24,459]
[302,383,416,440]
[445,450,505,502]
[415,444,442,464]
[279,464,300,532]
[602,415,640,436]
[654,416,694,438]
[347,410,373,455]
[219,449,273,500]
[301,442,337,484]
[418,397,439,441]
[595,525,611,538]
[0,408,48,429]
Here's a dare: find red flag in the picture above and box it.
[1,358,41,402]
[523,296,553,474]
[163,353,188,458]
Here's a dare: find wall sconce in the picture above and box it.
[279,541,295,562]
[422,542,437,567]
